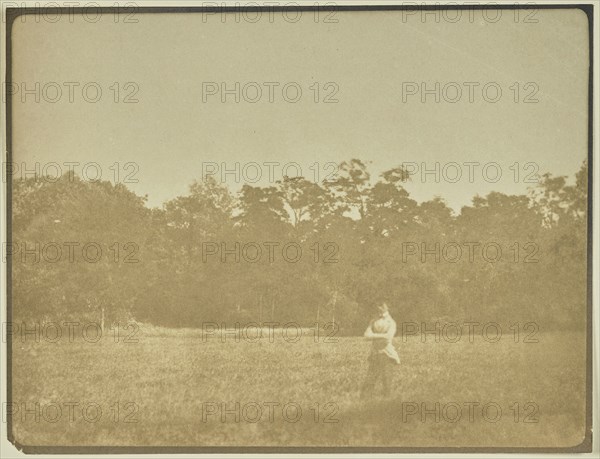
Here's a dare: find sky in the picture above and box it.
[9,7,590,212]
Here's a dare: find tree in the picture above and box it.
[12,173,151,325]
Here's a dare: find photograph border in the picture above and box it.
[2,2,595,454]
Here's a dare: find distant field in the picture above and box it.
[9,327,587,448]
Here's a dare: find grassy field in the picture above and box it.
[9,326,587,448]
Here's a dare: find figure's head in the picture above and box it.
[376,302,389,317]
[372,303,391,333]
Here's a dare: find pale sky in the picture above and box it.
[10,8,589,211]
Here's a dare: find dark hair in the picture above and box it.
[376,302,389,311]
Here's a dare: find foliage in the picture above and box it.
[11,160,588,332]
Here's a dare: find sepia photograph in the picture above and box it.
[0,0,597,455]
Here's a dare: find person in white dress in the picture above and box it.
[361,302,400,398]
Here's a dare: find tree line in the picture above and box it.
[11,159,588,333]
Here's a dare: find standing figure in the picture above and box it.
[361,302,400,398]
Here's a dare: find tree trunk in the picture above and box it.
[270,297,275,322]
[316,303,321,325]
[331,290,338,326]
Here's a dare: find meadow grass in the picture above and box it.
[10,327,586,448]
